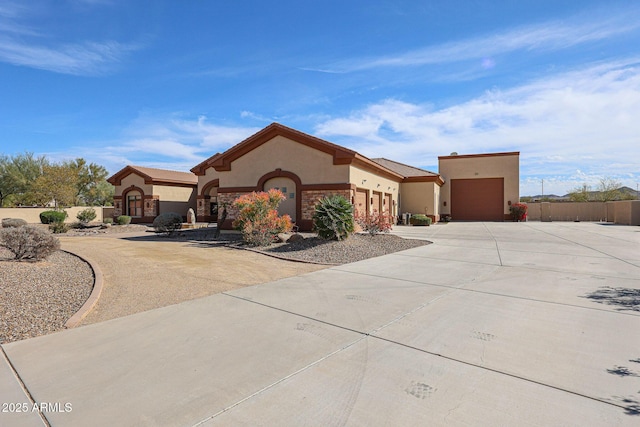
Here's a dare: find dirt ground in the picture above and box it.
[59,231,327,325]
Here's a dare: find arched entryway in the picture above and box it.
[122,187,144,218]
[263,176,296,222]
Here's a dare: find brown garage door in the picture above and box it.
[451,178,504,221]
[355,189,368,215]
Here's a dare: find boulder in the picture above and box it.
[187,208,196,224]
[287,233,305,243]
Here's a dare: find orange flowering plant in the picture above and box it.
[354,209,393,236]
[232,189,292,246]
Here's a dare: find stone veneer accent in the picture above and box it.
[113,196,123,218]
[144,195,159,218]
[301,189,351,220]
[217,192,249,221]
[196,196,208,218]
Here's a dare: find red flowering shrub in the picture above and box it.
[355,209,393,236]
[232,189,292,246]
[510,203,528,221]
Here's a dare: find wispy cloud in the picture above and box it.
[315,58,640,195]
[314,10,640,73]
[0,1,139,75]
[92,114,260,172]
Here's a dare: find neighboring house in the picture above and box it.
[108,123,520,227]
[107,166,198,223]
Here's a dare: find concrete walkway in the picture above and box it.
[1,222,639,426]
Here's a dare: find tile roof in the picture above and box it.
[371,158,438,178]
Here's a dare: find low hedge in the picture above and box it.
[410,214,432,226]
[40,210,67,224]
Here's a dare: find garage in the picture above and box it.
[451,178,504,221]
[354,189,368,215]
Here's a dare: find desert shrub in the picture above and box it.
[49,222,69,234]
[153,212,183,235]
[509,203,528,221]
[40,210,67,224]
[2,218,27,228]
[103,217,113,224]
[313,195,354,241]
[116,215,132,225]
[355,210,393,236]
[0,226,60,261]
[232,190,292,246]
[77,208,97,224]
[410,214,432,226]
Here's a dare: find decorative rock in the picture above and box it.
[187,208,196,224]
[276,233,290,243]
[287,233,305,243]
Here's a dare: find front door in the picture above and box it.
[263,177,296,222]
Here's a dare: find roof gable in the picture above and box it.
[107,165,197,187]
[191,122,404,181]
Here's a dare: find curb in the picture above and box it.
[62,249,104,329]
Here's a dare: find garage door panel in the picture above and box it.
[451,178,503,221]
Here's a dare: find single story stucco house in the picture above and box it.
[108,123,519,228]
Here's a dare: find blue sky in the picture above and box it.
[1,0,639,196]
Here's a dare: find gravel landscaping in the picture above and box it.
[0,225,429,344]
[0,248,93,344]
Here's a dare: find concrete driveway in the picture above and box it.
[1,222,639,426]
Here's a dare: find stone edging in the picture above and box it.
[62,250,104,329]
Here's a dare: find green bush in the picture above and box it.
[116,215,131,225]
[313,195,354,241]
[77,208,97,224]
[40,210,67,224]
[2,218,27,228]
[103,217,113,224]
[153,212,183,235]
[49,222,69,234]
[0,226,60,261]
[410,214,432,226]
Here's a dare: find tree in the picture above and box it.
[29,164,78,208]
[65,158,110,205]
[567,184,591,202]
[83,180,114,206]
[0,152,48,206]
[596,177,622,202]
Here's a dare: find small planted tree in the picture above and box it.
[153,212,183,235]
[0,226,60,261]
[313,195,354,241]
[232,189,292,246]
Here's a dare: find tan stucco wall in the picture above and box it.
[399,182,440,218]
[153,184,196,216]
[0,207,106,224]
[348,165,400,216]
[225,135,350,187]
[197,167,220,195]
[439,153,519,215]
[115,174,153,196]
[611,200,640,225]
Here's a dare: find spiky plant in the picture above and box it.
[313,194,355,241]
